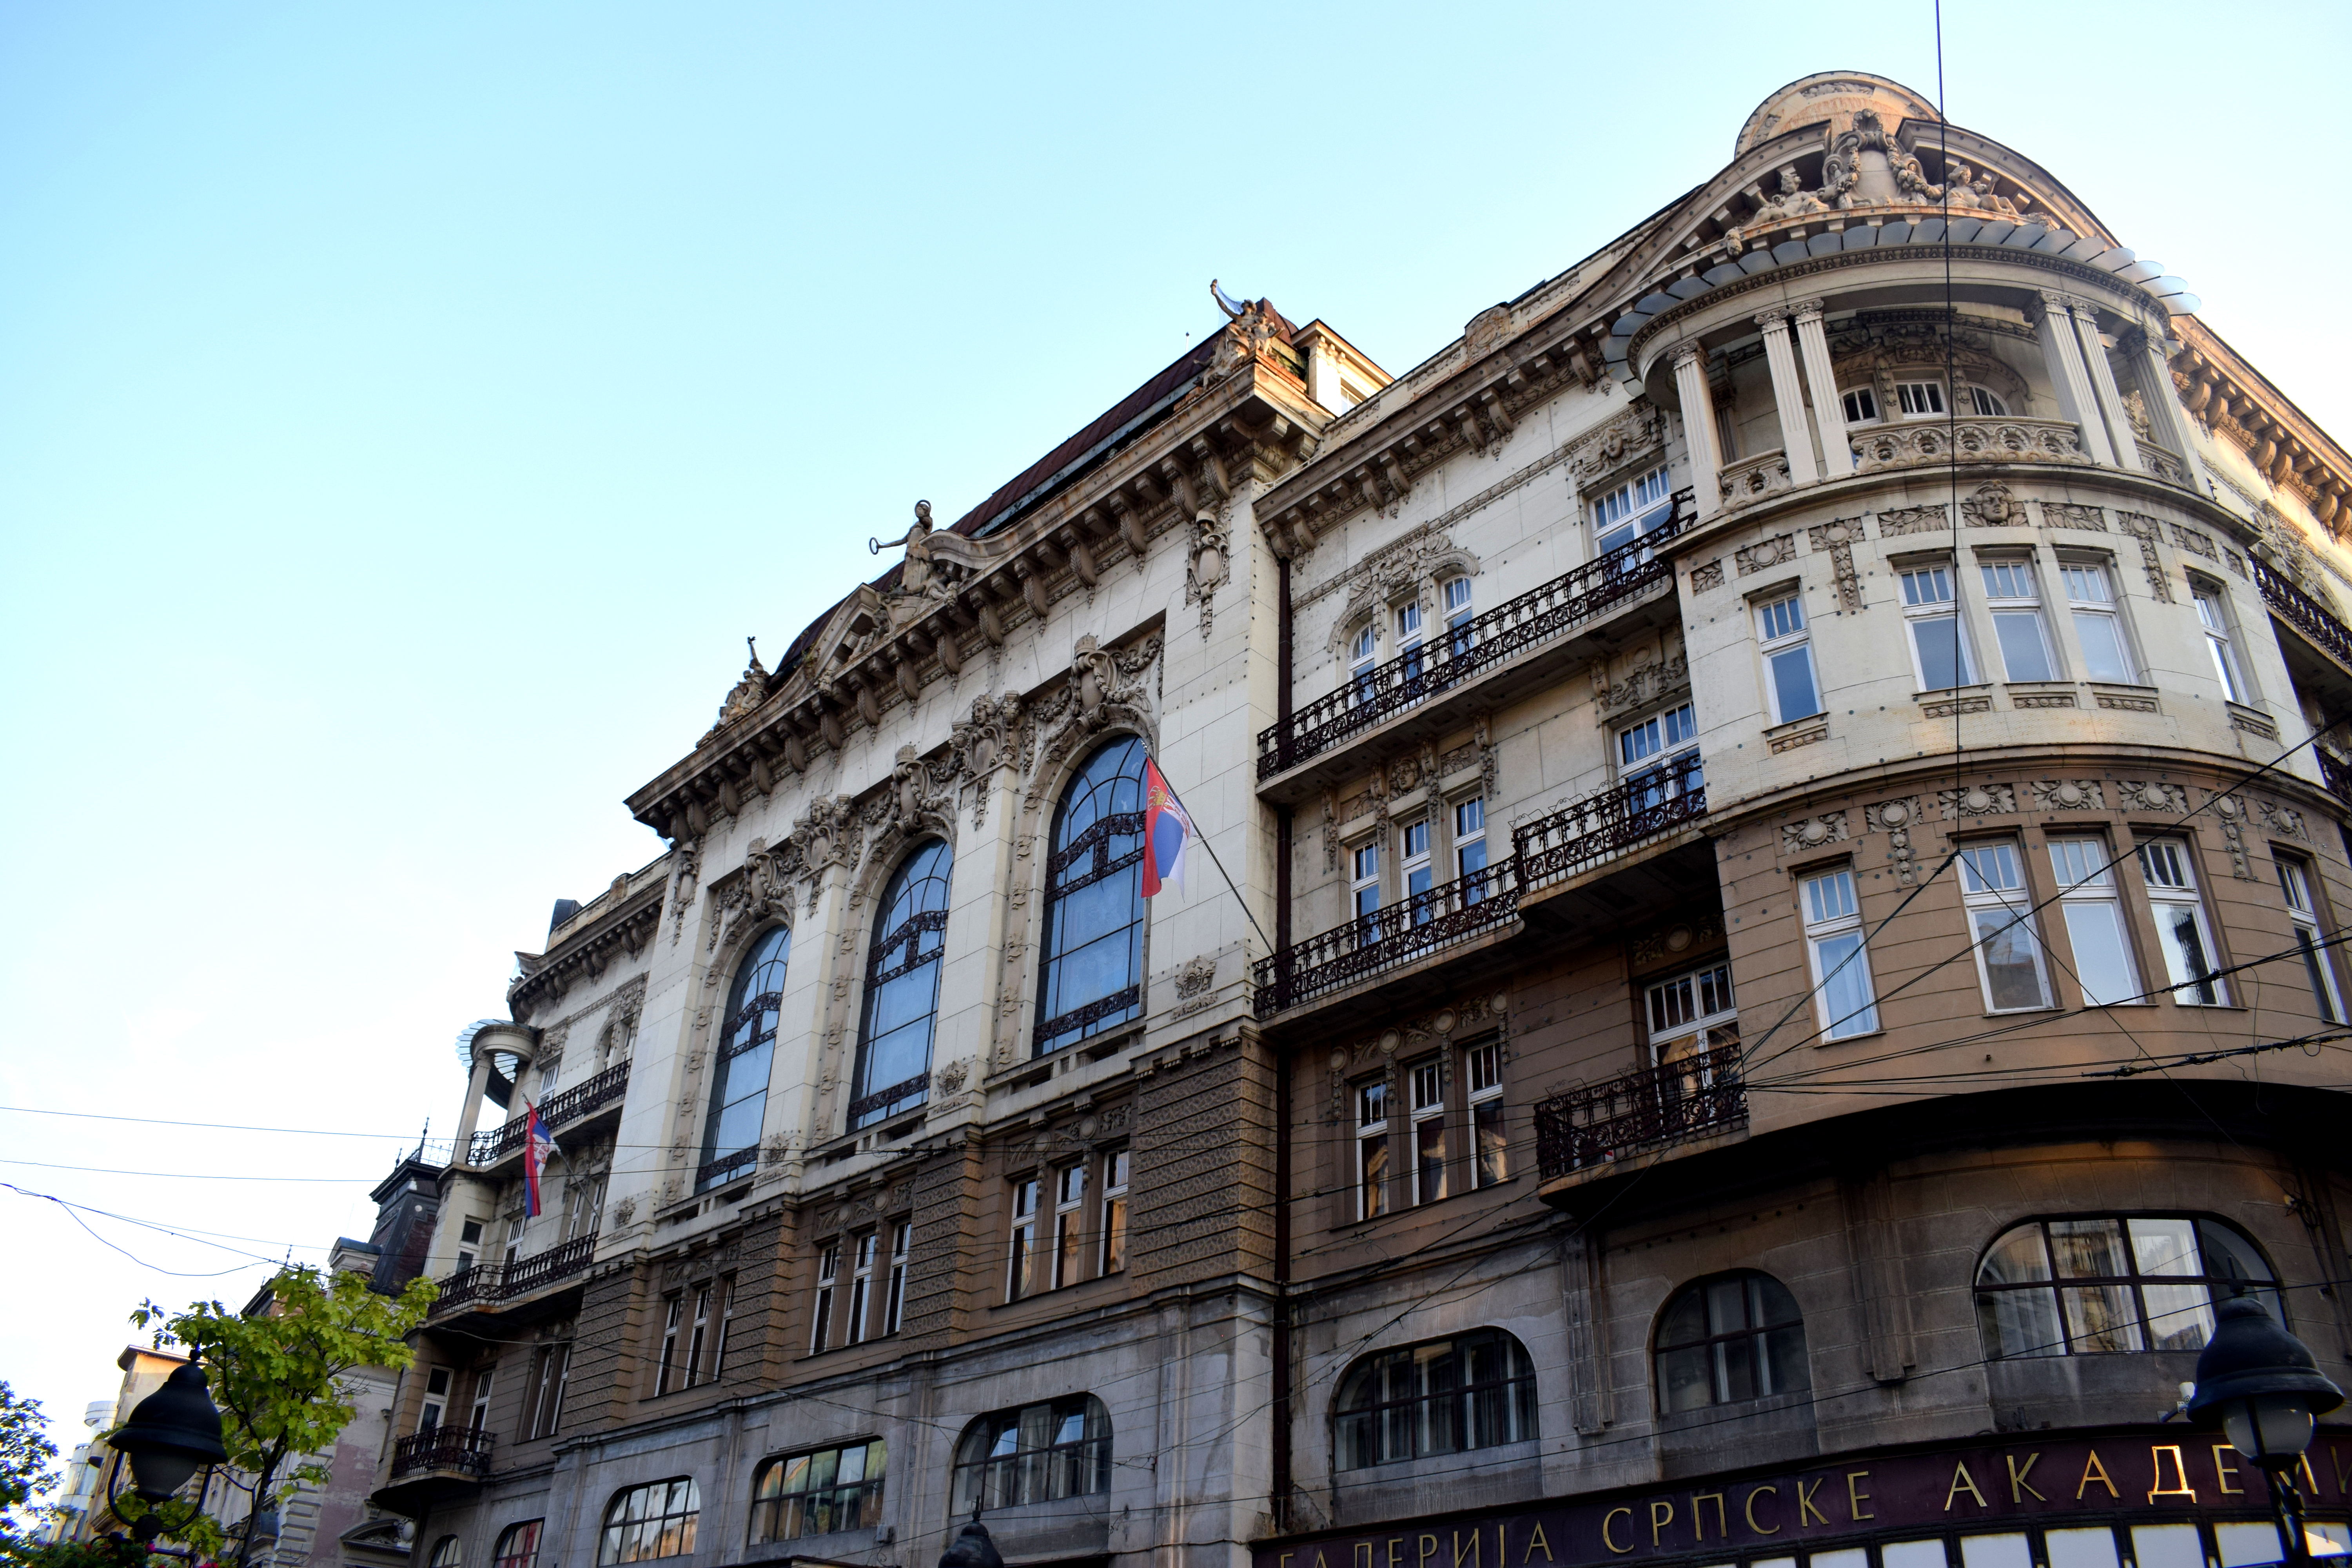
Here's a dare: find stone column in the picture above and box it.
[2127,321,2195,460]
[2034,290,2118,466]
[2071,303,2142,471]
[452,1048,499,1157]
[1791,298,1853,474]
[1755,307,1820,486]
[1672,341,1724,515]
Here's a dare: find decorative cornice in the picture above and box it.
[510,892,664,1021]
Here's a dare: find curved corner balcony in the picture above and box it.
[463,1060,630,1172]
[1258,490,1695,796]
[426,1233,598,1321]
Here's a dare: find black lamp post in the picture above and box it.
[2187,1295,2345,1565]
[106,1361,229,1550]
[938,1514,1004,1568]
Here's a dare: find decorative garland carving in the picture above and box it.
[1806,518,1866,611]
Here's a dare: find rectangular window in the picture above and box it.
[1454,797,1489,898]
[562,1171,608,1243]
[1755,596,1822,723]
[1355,1079,1390,1221]
[1592,466,1673,556]
[656,1296,683,1392]
[1465,1041,1506,1188]
[1800,867,1880,1038]
[2061,562,2136,682]
[1350,841,1382,935]
[2140,840,2227,1005]
[1646,962,1739,1065]
[1900,564,1976,691]
[1052,1163,1087,1289]
[809,1246,838,1355]
[2194,585,2246,702]
[1895,380,1946,417]
[708,1278,734,1381]
[1401,819,1433,923]
[468,1367,494,1431]
[417,1367,450,1433]
[1396,599,1425,684]
[457,1218,483,1273]
[884,1223,910,1334]
[2278,860,2343,1024]
[846,1235,876,1345]
[1407,1058,1447,1206]
[1960,842,2054,1011]
[684,1285,712,1385]
[1980,559,2057,682]
[2047,838,2142,1007]
[525,1344,569,1441]
[1840,386,1880,425]
[1618,701,1703,805]
[1100,1151,1130,1275]
[1007,1178,1042,1301]
[1443,577,1474,658]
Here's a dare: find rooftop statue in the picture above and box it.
[870,499,940,599]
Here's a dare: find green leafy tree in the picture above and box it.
[128,1266,437,1564]
[0,1381,62,1563]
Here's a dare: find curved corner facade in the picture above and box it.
[368,71,2352,1568]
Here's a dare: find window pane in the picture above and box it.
[2060,901,2139,1007]
[2048,1218,2129,1278]
[1959,1536,2032,1568]
[1770,645,1822,721]
[1978,1284,2063,1358]
[1884,1542,1949,1568]
[1657,1346,1713,1412]
[2131,1525,2204,1568]
[2045,1529,2122,1568]
[2059,1284,2145,1352]
[1815,931,1878,1037]
[2154,905,2221,1003]
[1973,907,2050,1009]
[1993,611,2055,681]
[2074,610,2133,681]
[1911,614,1968,690]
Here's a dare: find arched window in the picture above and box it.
[698,925,788,1192]
[427,1537,462,1568]
[1655,1272,1809,1413]
[1347,624,1377,705]
[748,1439,887,1542]
[1975,1215,2278,1359]
[949,1395,1110,1513]
[597,1479,699,1566]
[851,842,953,1128]
[491,1522,542,1568]
[1035,739,1149,1055]
[1334,1329,1536,1470]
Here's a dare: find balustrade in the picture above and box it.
[1718,450,1794,508]
[467,1060,630,1166]
[388,1425,493,1480]
[1533,1040,1747,1179]
[1252,862,1519,1018]
[1849,416,2090,475]
[428,1234,597,1317]
[2254,555,2352,676]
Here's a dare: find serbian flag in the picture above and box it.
[521,1100,560,1218]
[1140,757,1194,898]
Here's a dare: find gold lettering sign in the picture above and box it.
[1600,1509,1632,1556]
[2210,1445,2243,1497]
[1692,1493,1727,1542]
[1798,1477,1829,1526]
[1418,1534,1439,1568]
[1649,1501,1675,1548]
[1944,1461,1987,1511]
[2078,1450,2118,1501]
[1521,1523,1552,1563]
[1846,1472,1873,1521]
[1744,1486,1781,1536]
[2007,1453,2043,1503]
[1451,1529,1479,1568]
[2147,1445,2197,1504]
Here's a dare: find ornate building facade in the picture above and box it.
[373,73,2352,1568]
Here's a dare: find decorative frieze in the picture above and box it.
[2114,780,2190,813]
[1690,559,1725,593]
[1876,503,1951,537]
[1921,693,1993,720]
[1736,534,1797,575]
[2114,512,2175,601]
[1939,782,2016,817]
[2029,780,2105,811]
[2040,502,2107,532]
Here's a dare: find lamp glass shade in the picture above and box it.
[2221,1395,2315,1465]
[126,1448,202,1502]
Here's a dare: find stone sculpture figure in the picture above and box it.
[870,500,939,599]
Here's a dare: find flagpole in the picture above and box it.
[1152,760,1277,959]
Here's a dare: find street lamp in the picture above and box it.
[107,1361,229,1547]
[2187,1294,2345,1564]
[938,1517,1004,1568]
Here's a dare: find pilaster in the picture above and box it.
[1755,307,1820,486]
[2034,290,2118,466]
[1672,341,1725,517]
[1790,298,1853,474]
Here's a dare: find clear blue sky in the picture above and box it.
[4,0,2345,1458]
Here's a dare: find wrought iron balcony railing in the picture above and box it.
[388,1425,493,1481]
[1252,862,1519,1018]
[428,1234,597,1317]
[2254,555,2352,677]
[2321,750,2352,807]
[1533,1040,1747,1180]
[1512,752,1708,893]
[468,1061,631,1166]
[1258,490,1695,780]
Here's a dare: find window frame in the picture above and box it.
[1034,739,1149,1056]
[1400,816,1434,924]
[851,842,953,1129]
[2192,579,2249,703]
[1616,701,1702,803]
[809,1245,839,1356]
[596,1478,700,1567]
[427,1537,461,1568]
[846,1234,877,1347]
[2278,857,2344,1024]
[748,1440,888,1545]
[1897,560,1977,693]
[1645,961,1739,1069]
[1441,576,1475,659]
[1798,865,1880,1040]
[1753,592,1822,725]
[1653,1271,1811,1414]
[492,1521,543,1568]
[1978,555,2060,684]
[1590,466,1674,558]
[1959,839,2056,1012]
[2058,557,2138,684]
[1452,795,1488,891]
[1961,383,2010,417]
[1100,1151,1131,1276]
[417,1367,451,1434]
[1893,379,1947,419]
[1347,623,1378,706]
[1348,838,1383,937]
[1007,1176,1043,1302]
[1395,597,1426,684]
[883,1221,911,1335]
[1051,1162,1088,1290]
[698,924,789,1192]
[949,1396,1112,1514]
[2047,837,2145,1009]
[1332,1328,1539,1471]
[1839,385,1881,425]
[1406,1057,1447,1207]
[2138,837,2229,1005]
[1465,1040,1507,1189]
[1973,1214,2280,1360]
[1354,1077,1391,1221]
[522,1343,569,1441]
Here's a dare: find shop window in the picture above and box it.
[1973,1215,2279,1358]
[491,1522,542,1568]
[1334,1329,1537,1470]
[699,924,788,1192]
[1035,739,1147,1056]
[748,1440,887,1543]
[851,842,953,1128]
[597,1479,700,1566]
[949,1396,1111,1513]
[1654,1271,1810,1412]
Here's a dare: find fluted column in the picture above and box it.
[2127,321,2194,460]
[2071,303,2141,471]
[1755,307,1820,486]
[2035,290,2118,466]
[1790,298,1851,475]
[1672,341,1724,516]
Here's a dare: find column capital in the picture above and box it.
[1670,339,1707,371]
[2067,300,2104,326]
[2034,288,2084,318]
[1753,305,1791,330]
[1788,297,1827,325]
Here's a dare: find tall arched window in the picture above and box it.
[1333,1329,1536,1470]
[852,842,952,1128]
[697,925,789,1192]
[1654,1271,1809,1413]
[1035,739,1149,1055]
[950,1395,1110,1512]
[1974,1214,2278,1359]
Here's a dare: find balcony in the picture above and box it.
[1848,415,2090,477]
[1257,490,1695,790]
[425,1234,597,1321]
[2254,554,2352,725]
[1514,753,1708,894]
[1253,862,1519,1019]
[1533,1040,1747,1185]
[466,1060,630,1169]
[2321,750,2352,808]
[388,1426,492,1482]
